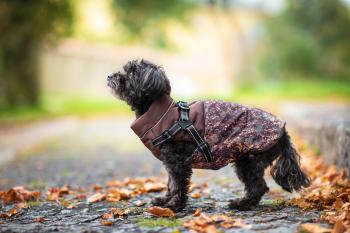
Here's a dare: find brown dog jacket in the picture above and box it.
[131,94,286,170]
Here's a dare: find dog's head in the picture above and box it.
[107,59,171,114]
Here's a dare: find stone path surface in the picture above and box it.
[0,116,323,232]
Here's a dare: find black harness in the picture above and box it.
[152,101,213,162]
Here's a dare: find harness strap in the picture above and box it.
[152,101,213,162]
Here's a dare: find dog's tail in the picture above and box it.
[270,132,310,192]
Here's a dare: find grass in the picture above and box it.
[0,93,131,124]
[137,217,183,228]
[262,199,285,208]
[26,201,42,209]
[28,180,47,190]
[229,79,350,103]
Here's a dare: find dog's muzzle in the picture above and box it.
[107,75,117,89]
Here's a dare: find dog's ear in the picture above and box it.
[140,66,171,98]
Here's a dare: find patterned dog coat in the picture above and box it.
[131,95,286,170]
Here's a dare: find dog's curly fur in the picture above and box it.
[107,59,310,212]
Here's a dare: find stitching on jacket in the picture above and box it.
[140,101,175,140]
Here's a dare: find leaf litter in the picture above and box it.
[1,136,349,231]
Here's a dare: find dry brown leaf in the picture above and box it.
[1,187,39,205]
[111,207,129,217]
[7,208,17,217]
[66,202,77,209]
[144,182,166,192]
[184,213,251,232]
[46,188,60,201]
[99,220,115,226]
[106,188,131,202]
[332,220,346,233]
[16,202,29,209]
[147,206,175,218]
[87,193,106,203]
[205,225,220,233]
[193,208,202,217]
[59,186,70,195]
[191,193,201,199]
[35,217,45,223]
[299,223,331,233]
[0,208,18,219]
[220,218,251,229]
[0,221,4,224]
[106,180,124,187]
[101,212,114,219]
[91,185,102,192]
[133,200,145,207]
[74,194,86,200]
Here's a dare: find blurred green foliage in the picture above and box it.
[261,0,350,81]
[111,0,197,47]
[0,0,73,108]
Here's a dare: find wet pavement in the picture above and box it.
[0,116,323,232]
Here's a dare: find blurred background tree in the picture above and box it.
[111,0,196,48]
[0,0,73,108]
[260,0,350,81]
[0,0,349,122]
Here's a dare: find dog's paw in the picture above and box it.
[151,196,171,207]
[228,199,253,211]
[163,200,186,212]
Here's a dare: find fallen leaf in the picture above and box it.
[332,220,346,233]
[144,182,166,192]
[220,218,251,229]
[133,200,145,207]
[111,208,129,217]
[35,217,45,223]
[205,225,220,233]
[46,188,60,201]
[1,187,39,205]
[147,206,175,218]
[299,223,331,233]
[101,212,114,219]
[74,194,86,200]
[194,208,202,217]
[93,185,103,192]
[87,193,106,203]
[99,220,115,226]
[0,208,18,219]
[191,193,201,199]
[16,202,28,209]
[184,213,251,232]
[106,180,123,187]
[66,202,77,209]
[7,208,17,217]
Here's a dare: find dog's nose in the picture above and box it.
[107,75,112,81]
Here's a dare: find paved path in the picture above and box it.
[0,116,322,232]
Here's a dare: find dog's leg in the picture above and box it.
[151,141,195,212]
[229,155,269,210]
[163,156,193,212]
[151,175,172,206]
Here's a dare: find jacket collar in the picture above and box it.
[131,94,174,139]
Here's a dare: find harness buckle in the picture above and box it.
[177,101,190,110]
[178,120,191,129]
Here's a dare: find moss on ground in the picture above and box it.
[136,217,183,228]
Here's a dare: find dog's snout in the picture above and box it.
[107,75,112,81]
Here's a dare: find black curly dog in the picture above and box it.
[107,59,310,212]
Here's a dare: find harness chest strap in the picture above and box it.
[152,101,213,162]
